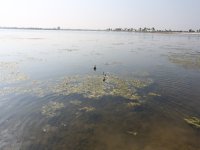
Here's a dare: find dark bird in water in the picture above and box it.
[93,65,96,71]
[102,72,107,82]
[103,76,106,82]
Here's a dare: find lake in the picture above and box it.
[0,29,200,150]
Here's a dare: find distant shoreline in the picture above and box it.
[0,27,200,35]
[0,27,103,32]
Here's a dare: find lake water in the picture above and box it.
[0,29,200,150]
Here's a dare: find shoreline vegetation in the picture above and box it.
[0,26,200,34]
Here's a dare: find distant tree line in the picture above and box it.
[106,27,200,33]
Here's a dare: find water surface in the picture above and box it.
[0,29,200,150]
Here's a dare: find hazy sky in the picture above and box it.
[0,0,199,30]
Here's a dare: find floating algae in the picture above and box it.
[129,79,153,89]
[184,117,200,128]
[168,53,200,69]
[0,78,58,97]
[0,70,28,83]
[79,106,95,112]
[52,74,153,100]
[148,92,161,97]
[70,100,82,105]
[0,87,35,96]
[41,101,64,118]
[0,84,48,97]
[0,61,28,83]
[0,62,18,69]
[126,102,141,108]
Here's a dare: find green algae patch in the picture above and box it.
[168,53,200,69]
[52,74,153,100]
[129,79,153,89]
[126,102,141,108]
[0,69,28,83]
[0,61,29,84]
[79,106,95,112]
[184,117,200,128]
[0,85,48,97]
[148,92,161,97]
[70,100,82,105]
[41,101,65,118]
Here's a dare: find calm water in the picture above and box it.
[0,29,200,150]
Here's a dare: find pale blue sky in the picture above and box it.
[0,0,199,30]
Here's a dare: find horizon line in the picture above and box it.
[0,26,199,33]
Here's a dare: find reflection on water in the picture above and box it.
[0,29,200,150]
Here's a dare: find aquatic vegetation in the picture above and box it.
[52,74,153,100]
[70,100,82,105]
[79,106,95,112]
[129,79,153,89]
[184,117,200,128]
[0,73,158,104]
[168,53,200,69]
[41,101,64,118]
[0,85,48,97]
[0,61,29,83]
[0,72,28,83]
[126,102,141,108]
[0,87,33,96]
[0,62,18,69]
[148,92,161,97]
[127,131,138,136]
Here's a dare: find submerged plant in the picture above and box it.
[41,101,65,118]
[184,117,200,128]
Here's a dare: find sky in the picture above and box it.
[0,0,199,30]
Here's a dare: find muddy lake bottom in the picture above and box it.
[0,29,200,150]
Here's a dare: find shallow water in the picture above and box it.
[0,29,200,150]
